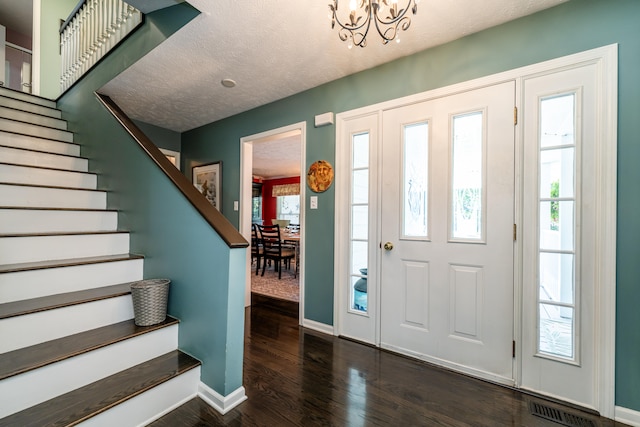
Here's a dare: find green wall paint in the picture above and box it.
[133,120,181,153]
[181,0,640,410]
[56,4,246,397]
[38,0,77,99]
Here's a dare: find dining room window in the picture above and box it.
[277,195,300,224]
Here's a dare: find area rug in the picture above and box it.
[251,266,299,302]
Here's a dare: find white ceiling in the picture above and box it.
[100,0,568,133]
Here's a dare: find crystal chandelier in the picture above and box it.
[328,0,418,48]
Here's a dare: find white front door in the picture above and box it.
[520,63,600,409]
[379,82,516,383]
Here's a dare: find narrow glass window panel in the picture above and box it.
[351,240,368,276]
[539,304,574,359]
[539,201,574,251]
[540,148,575,199]
[402,122,429,238]
[351,274,368,312]
[452,112,483,240]
[352,169,369,204]
[353,133,369,169]
[351,206,368,240]
[539,252,574,304]
[540,94,575,148]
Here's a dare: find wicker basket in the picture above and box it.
[130,279,171,326]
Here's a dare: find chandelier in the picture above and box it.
[329,0,418,48]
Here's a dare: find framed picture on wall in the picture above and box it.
[192,161,222,211]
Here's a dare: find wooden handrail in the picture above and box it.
[60,0,88,34]
[95,93,248,249]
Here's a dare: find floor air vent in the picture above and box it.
[528,401,597,427]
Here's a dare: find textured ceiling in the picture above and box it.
[100,0,568,133]
[251,130,301,180]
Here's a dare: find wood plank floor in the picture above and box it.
[151,304,626,426]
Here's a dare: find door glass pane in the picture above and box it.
[350,132,369,313]
[402,122,429,238]
[353,133,369,169]
[352,206,368,240]
[452,112,483,240]
[539,304,574,359]
[540,94,575,148]
[539,201,574,251]
[539,252,574,304]
[537,92,577,362]
[540,148,575,198]
[352,169,369,204]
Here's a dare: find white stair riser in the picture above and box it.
[0,146,87,172]
[80,367,200,427]
[0,325,179,419]
[0,184,106,209]
[0,295,134,353]
[0,163,96,189]
[0,209,117,234]
[0,89,56,109]
[0,96,62,119]
[0,117,73,142]
[0,106,67,130]
[0,259,143,303]
[0,131,79,156]
[0,233,130,264]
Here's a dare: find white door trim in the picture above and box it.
[240,122,306,325]
[334,44,617,417]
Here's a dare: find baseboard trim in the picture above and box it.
[198,383,247,415]
[615,406,640,426]
[302,318,334,335]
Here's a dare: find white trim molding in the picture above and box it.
[302,318,334,336]
[198,383,247,415]
[616,406,640,427]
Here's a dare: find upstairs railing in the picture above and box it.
[60,0,142,92]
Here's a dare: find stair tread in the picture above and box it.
[0,161,94,175]
[0,317,179,381]
[0,350,200,427]
[0,207,117,213]
[0,104,65,122]
[0,230,128,238]
[0,143,86,161]
[0,129,80,146]
[0,88,57,109]
[0,254,142,274]
[0,282,133,320]
[0,116,72,133]
[0,181,105,192]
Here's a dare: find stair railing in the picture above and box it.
[60,0,142,92]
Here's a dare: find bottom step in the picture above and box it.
[0,350,200,427]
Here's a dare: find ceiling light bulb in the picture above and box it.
[221,79,236,88]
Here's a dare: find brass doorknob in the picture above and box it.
[383,242,394,251]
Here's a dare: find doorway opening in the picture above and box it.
[240,123,306,323]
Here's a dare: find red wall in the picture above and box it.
[260,176,300,225]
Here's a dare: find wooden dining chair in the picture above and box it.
[257,224,296,279]
[251,224,263,275]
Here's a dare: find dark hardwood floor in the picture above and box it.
[151,304,625,427]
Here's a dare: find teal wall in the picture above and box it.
[38,0,77,99]
[180,0,640,410]
[56,4,246,397]
[133,120,181,153]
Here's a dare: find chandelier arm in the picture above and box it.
[373,0,415,25]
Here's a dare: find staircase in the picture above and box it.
[0,88,201,426]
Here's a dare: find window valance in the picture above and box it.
[272,183,300,197]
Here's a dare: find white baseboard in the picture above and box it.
[615,406,640,426]
[198,383,247,415]
[302,318,334,335]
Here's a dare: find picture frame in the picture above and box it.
[192,161,222,211]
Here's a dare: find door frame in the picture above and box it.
[240,121,307,326]
[334,45,617,417]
